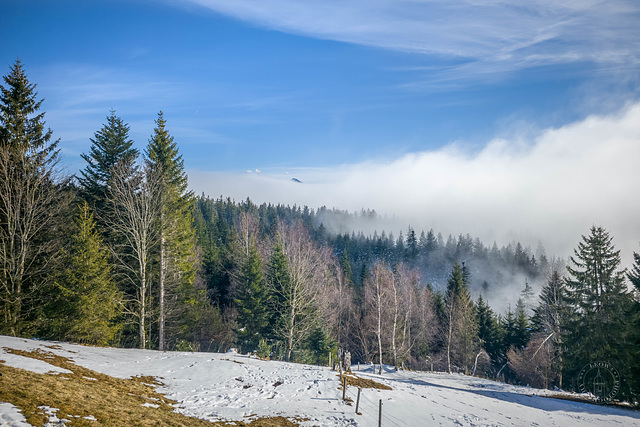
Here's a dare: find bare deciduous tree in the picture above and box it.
[0,145,64,335]
[107,161,159,348]
[272,222,326,362]
[364,262,393,374]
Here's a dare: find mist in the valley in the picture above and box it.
[190,102,640,313]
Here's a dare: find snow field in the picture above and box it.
[1,336,639,426]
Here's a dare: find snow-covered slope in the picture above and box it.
[1,336,638,426]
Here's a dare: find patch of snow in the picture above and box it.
[0,402,30,427]
[0,344,72,375]
[141,403,160,409]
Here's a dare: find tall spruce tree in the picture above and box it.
[444,262,479,374]
[0,59,64,335]
[235,241,270,352]
[512,298,531,349]
[146,111,195,350]
[476,295,502,367]
[50,202,122,345]
[627,246,640,401]
[563,226,633,395]
[629,247,640,292]
[78,110,138,226]
[266,240,291,355]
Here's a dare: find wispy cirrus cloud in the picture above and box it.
[179,0,640,81]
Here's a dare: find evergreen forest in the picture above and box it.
[2,60,639,404]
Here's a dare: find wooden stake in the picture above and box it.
[378,399,382,427]
[355,388,361,415]
[342,376,347,400]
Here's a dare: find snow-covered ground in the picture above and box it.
[1,335,638,426]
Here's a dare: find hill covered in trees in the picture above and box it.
[1,60,639,404]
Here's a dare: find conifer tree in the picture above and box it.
[563,226,633,394]
[266,240,291,355]
[51,203,121,345]
[476,295,502,366]
[512,298,531,349]
[444,262,479,374]
[235,241,270,352]
[78,110,138,226]
[146,111,196,350]
[627,246,640,400]
[406,227,418,260]
[0,59,64,335]
[629,247,640,292]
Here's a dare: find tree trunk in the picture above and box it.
[447,303,454,374]
[140,262,147,349]
[377,281,383,375]
[159,219,165,351]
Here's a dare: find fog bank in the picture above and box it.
[189,102,640,267]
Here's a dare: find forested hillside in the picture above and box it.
[1,61,639,404]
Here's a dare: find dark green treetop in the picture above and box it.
[78,110,138,212]
[0,59,57,156]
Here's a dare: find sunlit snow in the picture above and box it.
[1,336,638,426]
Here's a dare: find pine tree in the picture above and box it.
[512,298,531,349]
[146,111,196,350]
[78,110,138,226]
[627,246,640,401]
[0,59,56,152]
[0,59,64,335]
[266,240,291,356]
[521,279,535,313]
[563,226,633,395]
[406,227,418,260]
[444,262,479,374]
[476,295,502,366]
[51,202,122,345]
[235,241,270,352]
[629,247,640,292]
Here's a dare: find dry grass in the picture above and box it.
[0,347,300,426]
[340,373,392,390]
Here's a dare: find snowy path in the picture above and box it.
[1,336,639,426]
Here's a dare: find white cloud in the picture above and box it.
[180,0,640,78]
[189,101,640,266]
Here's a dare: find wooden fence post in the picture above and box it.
[355,388,361,415]
[342,376,347,401]
[378,399,382,427]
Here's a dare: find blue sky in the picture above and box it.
[2,0,640,260]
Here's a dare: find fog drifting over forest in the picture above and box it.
[190,102,640,267]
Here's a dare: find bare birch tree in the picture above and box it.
[271,222,325,362]
[107,161,159,348]
[364,262,392,374]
